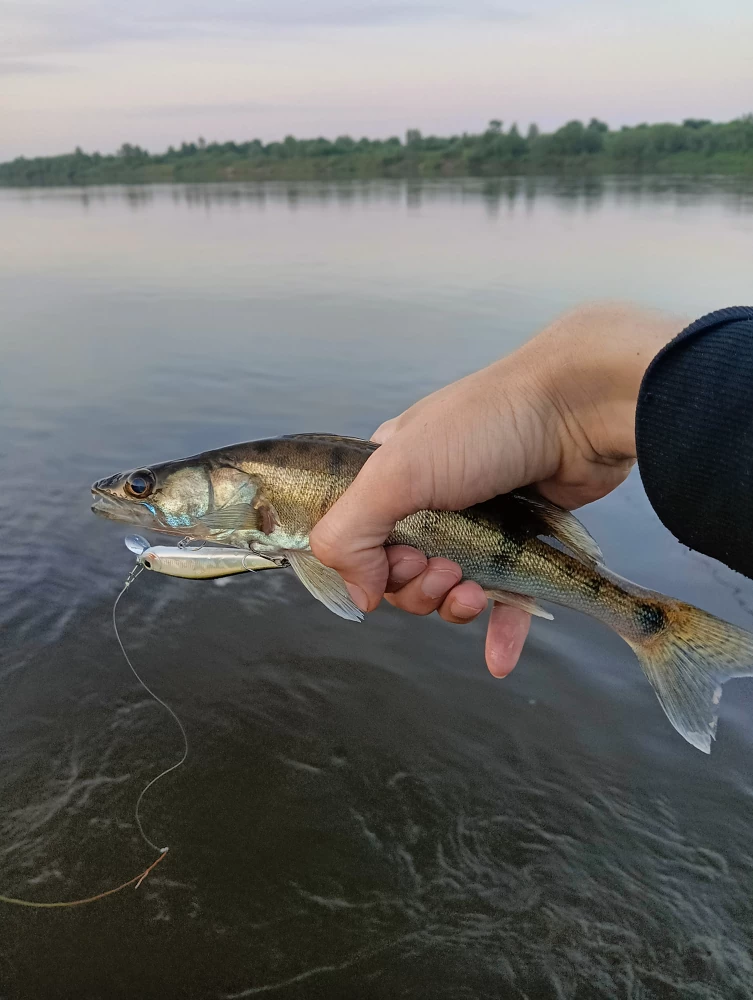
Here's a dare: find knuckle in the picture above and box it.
[309,523,342,568]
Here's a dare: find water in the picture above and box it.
[2,177,753,999]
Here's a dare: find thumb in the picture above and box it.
[309,442,422,612]
[371,416,399,444]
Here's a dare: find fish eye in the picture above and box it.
[124,469,156,500]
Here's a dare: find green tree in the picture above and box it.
[507,124,527,158]
[551,120,604,155]
[117,143,147,160]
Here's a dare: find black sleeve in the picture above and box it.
[636,306,753,579]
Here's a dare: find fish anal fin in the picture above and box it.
[484,589,554,620]
[286,550,364,622]
[514,488,603,565]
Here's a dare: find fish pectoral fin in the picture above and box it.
[198,502,264,531]
[484,589,554,620]
[513,488,603,565]
[197,486,280,535]
[286,550,364,623]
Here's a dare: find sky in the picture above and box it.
[1,0,752,160]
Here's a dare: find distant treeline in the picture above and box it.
[2,116,753,186]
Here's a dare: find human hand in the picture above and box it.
[310,302,681,676]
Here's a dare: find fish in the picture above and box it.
[92,432,753,753]
[124,534,282,580]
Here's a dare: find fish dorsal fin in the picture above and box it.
[513,489,603,565]
[484,589,554,620]
[282,433,379,453]
[285,550,364,622]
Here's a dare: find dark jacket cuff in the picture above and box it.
[636,306,753,578]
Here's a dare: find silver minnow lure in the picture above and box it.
[124,535,281,580]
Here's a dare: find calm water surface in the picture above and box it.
[2,177,753,999]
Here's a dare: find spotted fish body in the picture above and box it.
[92,433,753,753]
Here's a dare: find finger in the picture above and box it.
[310,442,425,612]
[371,417,399,444]
[382,558,462,616]
[437,580,488,624]
[485,603,531,678]
[385,546,427,592]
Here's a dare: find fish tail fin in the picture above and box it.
[623,600,753,753]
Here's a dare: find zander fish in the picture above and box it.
[92,433,753,753]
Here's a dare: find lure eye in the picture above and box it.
[124,469,155,500]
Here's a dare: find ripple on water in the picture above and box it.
[2,179,753,998]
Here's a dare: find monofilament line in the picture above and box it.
[112,565,189,854]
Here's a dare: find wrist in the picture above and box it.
[534,303,682,465]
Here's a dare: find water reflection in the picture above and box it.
[12,174,753,219]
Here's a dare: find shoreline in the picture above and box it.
[3,156,753,189]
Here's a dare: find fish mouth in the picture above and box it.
[90,486,186,537]
[91,487,156,528]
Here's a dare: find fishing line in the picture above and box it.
[0,852,168,909]
[0,560,188,908]
[112,563,189,854]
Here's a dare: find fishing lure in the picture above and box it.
[125,534,282,578]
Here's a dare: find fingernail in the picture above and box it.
[390,557,425,586]
[450,600,481,620]
[421,570,459,601]
[346,582,369,612]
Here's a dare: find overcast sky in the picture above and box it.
[2,0,752,160]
